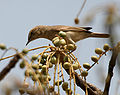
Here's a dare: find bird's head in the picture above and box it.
[26,26,45,45]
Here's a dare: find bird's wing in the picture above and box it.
[52,25,92,33]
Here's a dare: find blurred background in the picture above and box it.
[0,0,120,95]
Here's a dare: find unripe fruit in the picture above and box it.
[49,62,53,68]
[63,62,71,69]
[22,48,29,54]
[67,44,76,51]
[32,75,38,81]
[55,80,62,86]
[42,65,47,71]
[47,75,51,81]
[23,82,29,88]
[38,64,42,69]
[31,54,38,60]
[59,39,66,46]
[83,63,90,69]
[91,56,99,63]
[49,86,54,92]
[81,70,88,77]
[40,58,46,65]
[66,88,72,94]
[0,43,6,50]
[62,82,68,91]
[25,69,33,76]
[72,64,79,70]
[19,88,25,94]
[20,61,25,69]
[50,56,57,64]
[74,17,79,24]
[52,37,59,42]
[53,39,60,46]
[42,53,48,59]
[64,56,68,62]
[103,44,110,51]
[59,31,66,37]
[95,48,103,54]
[32,64,39,70]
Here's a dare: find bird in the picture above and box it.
[26,25,110,45]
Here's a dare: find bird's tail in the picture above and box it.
[90,33,110,38]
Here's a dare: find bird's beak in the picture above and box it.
[26,41,30,46]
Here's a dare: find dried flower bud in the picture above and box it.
[91,56,99,63]
[95,48,103,54]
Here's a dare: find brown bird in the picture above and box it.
[26,25,110,45]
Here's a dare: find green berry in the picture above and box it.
[19,88,25,94]
[72,64,79,70]
[31,54,38,60]
[42,65,47,71]
[50,56,57,64]
[62,82,68,91]
[49,62,53,68]
[20,61,25,69]
[59,31,66,37]
[59,39,66,46]
[42,53,48,59]
[38,64,42,69]
[83,63,90,69]
[95,48,103,54]
[23,82,29,88]
[81,70,88,77]
[47,75,51,81]
[91,56,99,63]
[55,80,62,86]
[32,75,38,81]
[103,44,110,51]
[32,64,39,70]
[22,48,29,54]
[64,56,68,62]
[49,86,54,93]
[52,37,59,42]
[0,43,6,50]
[53,39,60,46]
[63,62,71,69]
[67,44,76,51]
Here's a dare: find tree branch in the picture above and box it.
[0,54,20,81]
[103,42,120,95]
